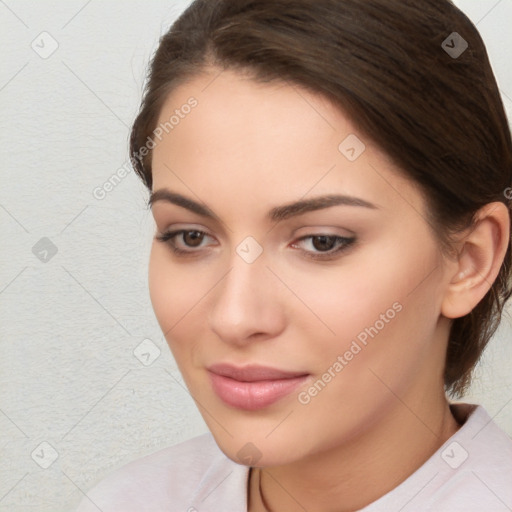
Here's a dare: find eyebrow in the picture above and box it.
[148,189,378,223]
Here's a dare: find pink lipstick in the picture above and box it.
[208,363,309,411]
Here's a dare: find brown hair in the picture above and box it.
[129,0,512,397]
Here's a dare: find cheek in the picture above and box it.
[148,247,175,332]
[292,284,440,441]
[274,258,399,346]
[285,240,441,368]
[148,245,200,344]
[148,245,220,374]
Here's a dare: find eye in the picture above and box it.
[291,234,356,260]
[155,229,216,256]
[155,229,356,261]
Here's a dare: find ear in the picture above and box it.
[441,202,510,319]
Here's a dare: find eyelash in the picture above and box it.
[155,229,356,261]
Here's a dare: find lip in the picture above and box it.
[207,363,310,411]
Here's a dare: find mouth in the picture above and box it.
[207,363,310,411]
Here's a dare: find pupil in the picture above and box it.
[313,235,335,251]
[185,231,203,247]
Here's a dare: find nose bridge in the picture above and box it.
[208,236,279,341]
[217,239,268,312]
[221,232,268,290]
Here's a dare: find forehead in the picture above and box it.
[154,69,344,158]
[150,69,425,218]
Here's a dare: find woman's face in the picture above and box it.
[148,68,454,466]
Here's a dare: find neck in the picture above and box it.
[249,390,461,512]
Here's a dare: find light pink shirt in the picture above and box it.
[75,403,512,511]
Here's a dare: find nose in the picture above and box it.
[207,247,285,346]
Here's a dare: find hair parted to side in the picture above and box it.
[129,0,512,398]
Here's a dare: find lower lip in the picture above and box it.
[209,372,309,411]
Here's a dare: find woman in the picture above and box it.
[76,0,512,510]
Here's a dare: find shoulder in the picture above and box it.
[363,402,512,512]
[425,402,512,511]
[447,402,512,474]
[75,432,249,512]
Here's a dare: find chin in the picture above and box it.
[207,423,307,468]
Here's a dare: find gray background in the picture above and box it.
[0,1,511,511]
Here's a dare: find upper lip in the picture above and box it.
[208,363,309,382]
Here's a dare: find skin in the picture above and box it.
[147,68,510,512]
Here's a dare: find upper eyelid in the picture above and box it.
[156,219,355,235]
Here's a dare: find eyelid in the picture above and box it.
[156,228,215,245]
[292,223,356,237]
[156,227,356,261]
[291,233,356,258]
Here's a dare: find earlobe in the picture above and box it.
[441,202,510,319]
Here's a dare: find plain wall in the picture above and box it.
[0,1,511,511]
